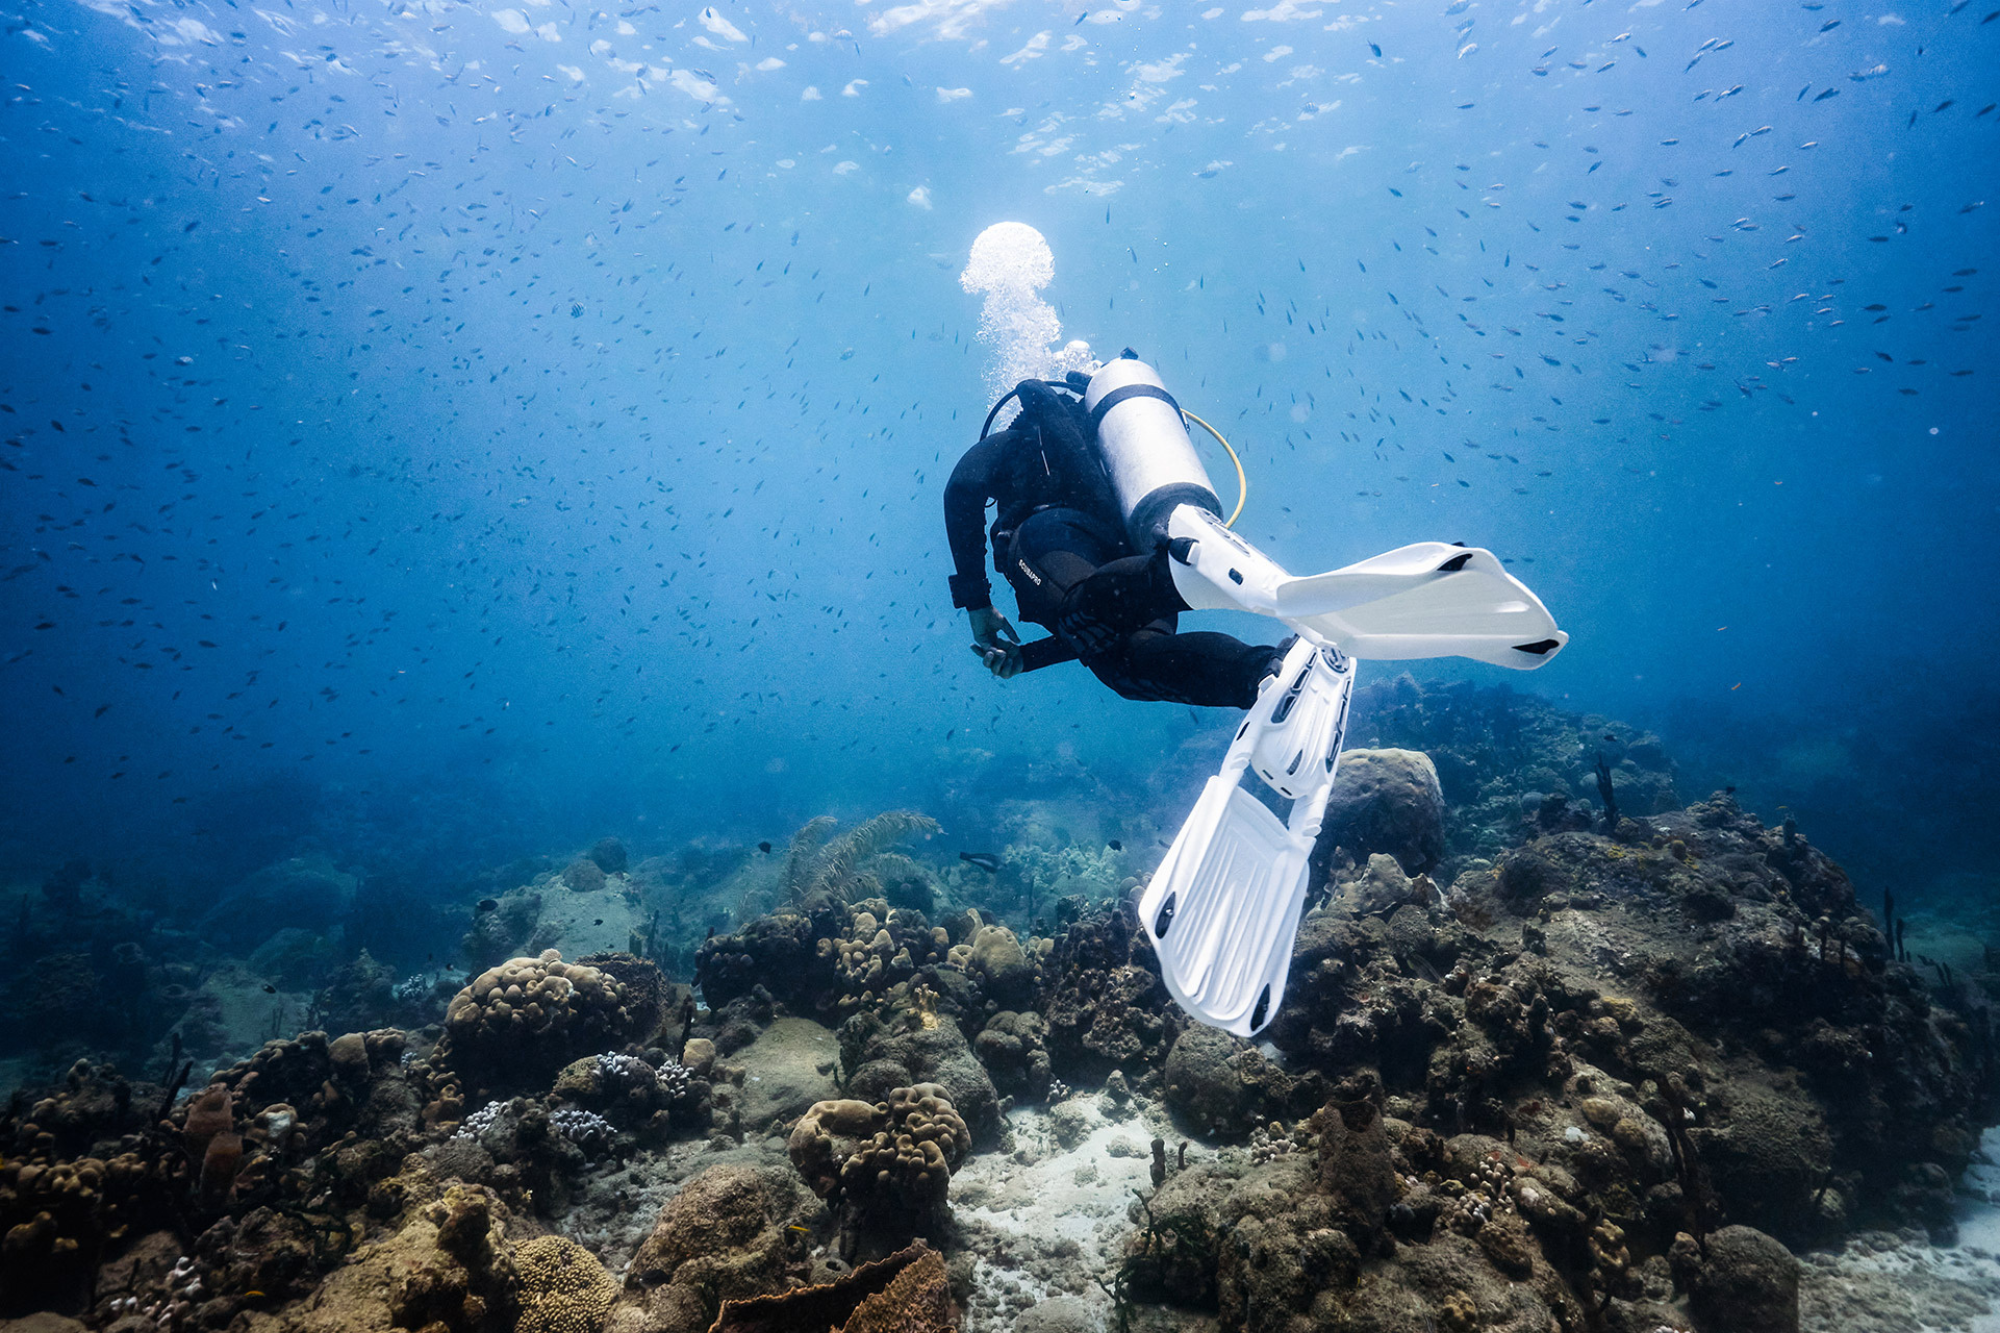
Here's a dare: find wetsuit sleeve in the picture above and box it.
[944,435,1008,610]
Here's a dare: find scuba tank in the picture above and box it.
[1083,353,1223,551]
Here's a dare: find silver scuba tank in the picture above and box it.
[1083,354,1222,551]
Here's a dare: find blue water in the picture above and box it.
[2,0,1995,919]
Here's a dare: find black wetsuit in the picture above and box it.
[943,380,1276,709]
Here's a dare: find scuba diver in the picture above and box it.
[944,356,1282,708]
[941,350,1568,1039]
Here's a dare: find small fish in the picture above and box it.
[757,840,773,853]
[960,852,1001,873]
[1370,42,1382,57]
[476,898,499,913]
[262,983,277,993]
[1108,839,1123,851]
[593,918,604,926]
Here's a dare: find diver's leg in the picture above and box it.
[1057,548,1186,657]
[1005,510,1120,630]
[1084,617,1280,709]
[1060,550,1180,628]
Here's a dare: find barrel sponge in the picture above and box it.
[439,950,645,1093]
[513,1235,618,1333]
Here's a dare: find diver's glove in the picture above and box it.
[968,606,1024,680]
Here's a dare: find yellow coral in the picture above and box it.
[514,1235,617,1333]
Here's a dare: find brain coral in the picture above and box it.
[438,951,651,1095]
[514,1235,618,1333]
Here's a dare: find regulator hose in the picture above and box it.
[1179,408,1247,528]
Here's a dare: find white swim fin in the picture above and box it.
[1138,636,1354,1038]
[1140,506,1568,1039]
[1164,505,1568,669]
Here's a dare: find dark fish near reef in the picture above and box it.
[758,840,773,853]
[1108,840,1124,851]
[960,852,1001,873]
[476,898,498,913]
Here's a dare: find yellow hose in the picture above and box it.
[1180,408,1247,528]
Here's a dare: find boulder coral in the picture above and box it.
[1318,747,1449,875]
[1163,1025,1326,1140]
[623,1163,818,1332]
[434,951,661,1097]
[513,1235,617,1333]
[788,1085,971,1247]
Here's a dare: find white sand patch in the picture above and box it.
[1799,1128,2000,1333]
[949,1094,1168,1330]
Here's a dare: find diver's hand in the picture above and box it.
[968,607,1023,680]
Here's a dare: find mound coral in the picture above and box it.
[624,1163,818,1327]
[514,1235,617,1333]
[434,951,659,1097]
[585,837,628,875]
[972,1010,1052,1101]
[1039,899,1184,1087]
[562,858,607,894]
[788,1084,970,1244]
[695,912,825,1012]
[1318,747,1449,875]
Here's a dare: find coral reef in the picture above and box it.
[0,690,1992,1333]
[1347,674,1682,873]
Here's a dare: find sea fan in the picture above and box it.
[780,815,839,903]
[783,811,942,905]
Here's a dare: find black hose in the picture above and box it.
[979,379,1082,440]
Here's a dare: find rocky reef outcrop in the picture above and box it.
[0,681,1992,1333]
